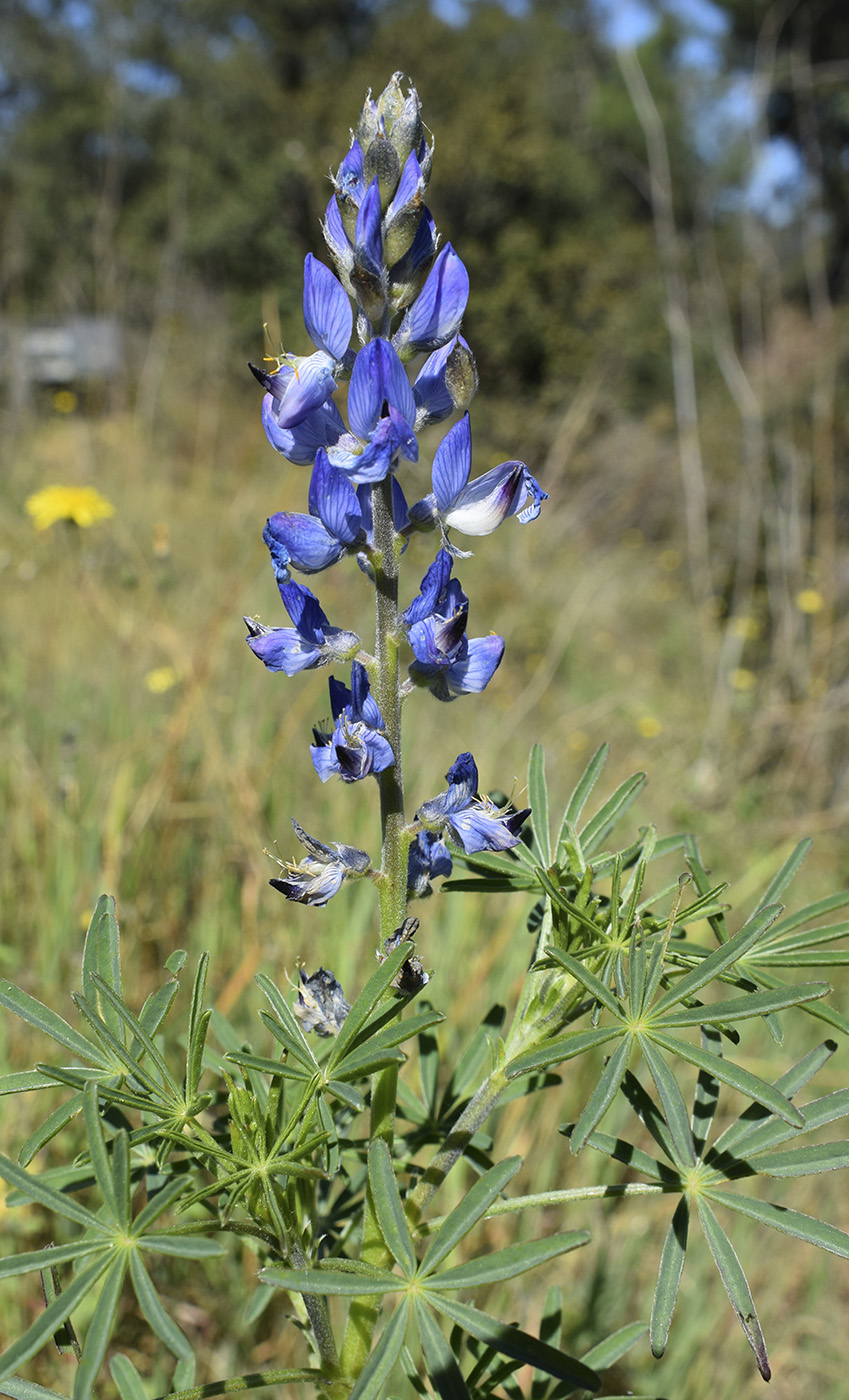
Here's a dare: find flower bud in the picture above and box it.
[363,131,402,212]
[445,339,478,412]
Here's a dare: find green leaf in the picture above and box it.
[650,1197,689,1357]
[691,1026,722,1157]
[140,1234,227,1258]
[109,1353,149,1400]
[740,1141,849,1178]
[0,1151,107,1232]
[705,1188,849,1257]
[651,904,783,1017]
[650,1030,804,1127]
[507,1027,621,1079]
[260,1265,400,1297]
[427,1294,600,1392]
[541,949,622,1018]
[696,1197,770,1379]
[90,975,181,1096]
[431,1231,589,1291]
[0,1240,107,1280]
[0,1069,55,1096]
[72,1255,128,1400]
[580,1320,648,1371]
[638,1037,695,1167]
[579,1128,680,1185]
[128,1250,193,1358]
[0,981,105,1066]
[0,1254,112,1381]
[655,982,829,1028]
[763,889,849,942]
[533,874,602,939]
[580,771,646,857]
[0,1381,72,1400]
[562,743,609,833]
[18,1093,87,1166]
[331,945,425,1067]
[528,743,551,865]
[754,840,812,911]
[82,1080,119,1220]
[369,1139,416,1276]
[419,1158,522,1278]
[348,1299,412,1400]
[707,1042,837,1159]
[81,895,124,1045]
[571,1037,632,1153]
[414,1298,473,1400]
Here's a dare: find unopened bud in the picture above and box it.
[445,341,479,411]
[363,132,401,212]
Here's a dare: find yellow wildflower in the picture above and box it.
[25,484,115,531]
[145,666,179,694]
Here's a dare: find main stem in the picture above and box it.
[339,472,407,1380]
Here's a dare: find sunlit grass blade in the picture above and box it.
[419,1158,522,1277]
[528,743,551,864]
[368,1139,416,1276]
[650,1030,804,1127]
[72,1255,128,1400]
[348,1298,411,1400]
[650,903,783,1017]
[431,1230,589,1291]
[650,1197,689,1357]
[427,1294,601,1391]
[414,1298,473,1400]
[704,1188,849,1257]
[696,1197,770,1380]
[0,981,107,1066]
[571,1037,632,1153]
[0,1254,112,1381]
[128,1250,193,1359]
[638,1036,695,1167]
[655,981,829,1028]
[579,771,646,857]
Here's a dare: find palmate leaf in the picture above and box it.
[414,1299,473,1400]
[426,1295,600,1393]
[369,1139,417,1276]
[419,1158,522,1276]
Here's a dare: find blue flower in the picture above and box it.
[416,752,530,854]
[245,577,359,676]
[407,830,453,898]
[413,334,477,428]
[404,549,504,701]
[263,452,409,576]
[393,244,469,359]
[269,819,371,907]
[325,338,418,484]
[251,254,353,435]
[410,414,547,541]
[311,661,395,782]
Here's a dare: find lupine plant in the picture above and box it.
[3,74,849,1400]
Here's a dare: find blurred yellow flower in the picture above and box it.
[53,390,78,414]
[146,666,179,694]
[637,715,662,738]
[25,484,115,531]
[796,588,824,615]
[730,667,756,691]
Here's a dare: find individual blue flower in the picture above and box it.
[407,830,453,898]
[251,254,353,434]
[311,661,395,782]
[410,414,547,540]
[393,244,469,358]
[269,819,371,907]
[263,453,409,577]
[260,394,347,467]
[413,334,476,428]
[325,338,418,484]
[244,578,359,676]
[403,549,504,701]
[416,752,530,854]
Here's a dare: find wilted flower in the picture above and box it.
[378,916,429,994]
[407,830,453,898]
[404,549,504,701]
[410,414,547,542]
[269,820,371,907]
[311,661,394,782]
[293,968,351,1036]
[416,752,530,854]
[25,484,115,531]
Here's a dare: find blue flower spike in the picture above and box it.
[416,752,530,854]
[404,549,504,701]
[269,819,371,907]
[311,661,395,783]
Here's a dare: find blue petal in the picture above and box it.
[447,806,524,853]
[261,395,345,466]
[397,244,469,353]
[413,337,464,423]
[308,452,363,544]
[277,580,329,643]
[270,863,346,906]
[386,150,424,222]
[404,549,454,624]
[355,178,384,279]
[444,634,504,696]
[274,353,337,430]
[335,138,365,206]
[264,513,346,574]
[432,413,472,512]
[323,195,353,272]
[246,626,321,676]
[348,339,416,441]
[303,254,353,362]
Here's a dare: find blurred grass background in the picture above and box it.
[2,0,849,1394]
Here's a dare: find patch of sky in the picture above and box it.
[744,136,817,226]
[115,61,182,99]
[431,0,528,25]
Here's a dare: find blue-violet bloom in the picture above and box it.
[410,414,547,540]
[407,830,453,898]
[393,244,469,358]
[325,337,418,483]
[264,452,409,576]
[416,752,530,854]
[245,577,359,676]
[311,661,395,782]
[404,548,504,701]
[269,819,371,907]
